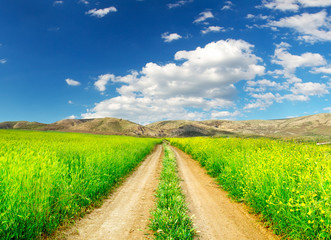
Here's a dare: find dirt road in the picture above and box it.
[171,146,277,240]
[62,145,163,240]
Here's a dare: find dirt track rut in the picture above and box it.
[62,145,163,240]
[171,146,277,240]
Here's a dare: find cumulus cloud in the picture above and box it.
[245,79,285,92]
[161,32,182,42]
[82,39,265,123]
[201,26,225,34]
[323,107,331,112]
[193,11,214,24]
[83,96,232,123]
[246,14,269,20]
[268,11,331,42]
[94,74,115,92]
[311,66,331,74]
[299,0,331,7]
[271,42,326,78]
[211,110,240,118]
[86,6,117,18]
[244,92,277,110]
[244,80,329,110]
[0,59,7,64]
[290,82,329,96]
[221,1,234,10]
[244,80,330,109]
[281,94,309,101]
[167,0,193,9]
[65,78,81,86]
[262,0,331,11]
[243,41,330,110]
[262,0,300,11]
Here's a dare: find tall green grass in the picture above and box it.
[150,145,195,239]
[0,130,161,239]
[169,137,330,239]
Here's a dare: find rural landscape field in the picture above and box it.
[1,0,331,239]
[0,125,330,239]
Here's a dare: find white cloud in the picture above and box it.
[66,115,77,119]
[299,0,331,7]
[311,66,331,74]
[262,0,331,11]
[281,94,309,101]
[161,32,182,42]
[68,100,73,104]
[221,1,234,10]
[82,39,265,123]
[86,6,117,18]
[271,42,326,77]
[53,1,64,6]
[323,107,331,112]
[0,59,7,64]
[245,81,329,111]
[167,0,193,9]
[246,14,269,20]
[244,43,330,109]
[269,11,331,42]
[290,82,329,96]
[201,26,225,34]
[65,78,81,86]
[262,0,299,11]
[83,96,232,123]
[194,11,214,23]
[244,92,277,110]
[246,79,285,92]
[94,74,115,92]
[244,55,330,110]
[79,0,89,4]
[211,110,240,118]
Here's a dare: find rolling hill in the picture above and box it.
[147,113,331,138]
[1,113,330,138]
[0,118,158,137]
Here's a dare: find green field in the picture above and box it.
[169,137,330,239]
[0,130,160,239]
[2,129,330,239]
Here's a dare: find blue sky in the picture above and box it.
[1,0,331,124]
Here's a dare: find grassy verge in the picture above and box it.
[150,144,195,239]
[169,137,330,240]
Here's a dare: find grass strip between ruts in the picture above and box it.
[150,144,195,239]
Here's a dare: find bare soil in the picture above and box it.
[171,146,279,240]
[59,145,163,240]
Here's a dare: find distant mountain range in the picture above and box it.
[1,113,331,138]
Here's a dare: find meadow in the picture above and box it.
[0,130,160,239]
[169,137,330,239]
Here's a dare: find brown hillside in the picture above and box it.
[146,120,234,137]
[67,118,158,136]
[0,121,46,130]
[1,113,330,138]
[146,113,331,137]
